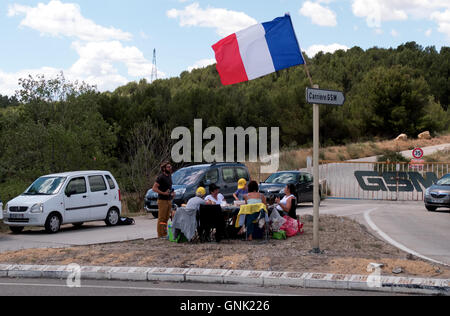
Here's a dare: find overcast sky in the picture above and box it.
[1,0,449,96]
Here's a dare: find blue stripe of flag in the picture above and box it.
[262,15,305,72]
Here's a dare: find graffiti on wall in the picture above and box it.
[355,171,438,192]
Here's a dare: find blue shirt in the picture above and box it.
[234,189,248,200]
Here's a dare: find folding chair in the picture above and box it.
[198,205,225,243]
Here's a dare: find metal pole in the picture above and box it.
[312,84,320,253]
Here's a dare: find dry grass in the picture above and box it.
[247,134,450,181]
[0,223,9,234]
[1,215,448,278]
[120,192,147,216]
[425,148,450,162]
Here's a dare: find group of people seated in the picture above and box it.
[181,179,298,241]
[186,179,296,215]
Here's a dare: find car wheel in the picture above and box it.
[72,222,84,228]
[105,208,120,226]
[10,226,24,234]
[151,211,159,219]
[426,206,437,212]
[45,213,61,234]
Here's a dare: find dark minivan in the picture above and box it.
[144,163,250,218]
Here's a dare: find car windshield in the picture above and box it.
[23,177,66,195]
[264,172,299,184]
[172,168,205,186]
[437,175,450,186]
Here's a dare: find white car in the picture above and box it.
[0,201,3,220]
[3,171,122,234]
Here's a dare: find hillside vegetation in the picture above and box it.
[0,42,449,209]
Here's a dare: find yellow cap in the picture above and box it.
[196,187,206,196]
[238,179,247,190]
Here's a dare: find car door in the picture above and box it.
[202,168,219,188]
[220,167,237,202]
[64,176,90,223]
[105,174,119,204]
[303,173,314,202]
[88,175,110,221]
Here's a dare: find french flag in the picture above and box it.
[212,14,305,86]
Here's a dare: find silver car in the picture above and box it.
[424,174,450,212]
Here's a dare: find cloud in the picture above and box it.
[391,29,399,37]
[2,1,166,95]
[299,1,337,27]
[8,0,132,42]
[70,41,162,78]
[351,0,450,28]
[187,59,216,72]
[431,10,450,39]
[305,43,349,57]
[167,2,257,37]
[0,40,167,95]
[352,0,406,28]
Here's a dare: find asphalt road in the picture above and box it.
[0,278,404,296]
[0,216,157,252]
[296,199,450,266]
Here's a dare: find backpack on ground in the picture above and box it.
[117,217,135,226]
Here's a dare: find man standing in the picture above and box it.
[152,161,174,238]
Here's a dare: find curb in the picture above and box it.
[0,264,448,295]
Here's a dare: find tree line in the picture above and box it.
[0,42,449,206]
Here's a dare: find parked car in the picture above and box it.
[0,196,3,221]
[3,171,122,234]
[425,173,450,211]
[145,163,250,218]
[259,171,321,205]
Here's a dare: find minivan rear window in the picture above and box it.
[105,175,116,189]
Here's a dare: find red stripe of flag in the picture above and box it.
[212,33,248,86]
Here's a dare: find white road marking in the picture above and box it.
[363,207,449,267]
[0,281,300,296]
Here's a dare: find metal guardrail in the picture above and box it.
[319,161,450,201]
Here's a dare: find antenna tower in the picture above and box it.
[151,49,157,82]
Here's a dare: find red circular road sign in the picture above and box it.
[412,148,424,159]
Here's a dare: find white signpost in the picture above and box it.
[306,86,346,253]
[306,88,346,106]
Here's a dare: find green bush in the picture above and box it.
[0,179,30,204]
[377,150,410,163]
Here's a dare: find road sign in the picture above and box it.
[306,88,345,106]
[412,148,424,159]
[410,158,425,171]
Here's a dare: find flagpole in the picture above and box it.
[303,63,314,88]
